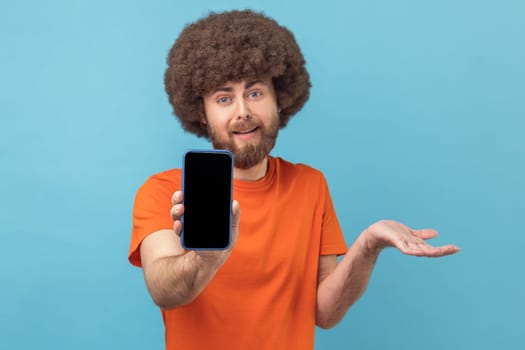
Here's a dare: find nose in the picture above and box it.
[236,98,251,120]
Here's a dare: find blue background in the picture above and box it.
[1,0,523,349]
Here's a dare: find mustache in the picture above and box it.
[231,120,260,133]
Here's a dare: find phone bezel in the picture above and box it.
[181,149,234,250]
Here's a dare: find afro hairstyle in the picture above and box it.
[164,9,311,138]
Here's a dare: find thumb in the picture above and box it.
[230,200,241,246]
[412,228,439,240]
[232,200,241,229]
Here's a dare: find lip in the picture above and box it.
[232,127,259,140]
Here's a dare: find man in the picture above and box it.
[128,9,460,350]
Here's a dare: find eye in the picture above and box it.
[217,96,231,104]
[248,91,262,99]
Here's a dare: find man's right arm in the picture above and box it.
[140,229,228,309]
[139,191,240,310]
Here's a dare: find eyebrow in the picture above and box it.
[210,80,266,94]
[211,86,233,94]
[245,80,265,89]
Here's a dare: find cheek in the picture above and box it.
[204,106,231,129]
[257,103,279,125]
[207,118,232,138]
[256,100,278,115]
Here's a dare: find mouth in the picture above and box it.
[232,127,259,135]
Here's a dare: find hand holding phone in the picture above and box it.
[171,191,240,255]
[180,150,234,250]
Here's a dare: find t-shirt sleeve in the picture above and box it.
[128,172,179,267]
[319,174,348,256]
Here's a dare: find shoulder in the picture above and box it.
[273,157,325,180]
[136,168,182,198]
[273,157,327,188]
[146,168,182,184]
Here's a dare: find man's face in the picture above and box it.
[203,79,280,169]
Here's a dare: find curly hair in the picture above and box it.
[164,9,311,138]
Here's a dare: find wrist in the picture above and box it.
[191,249,228,267]
[359,227,384,258]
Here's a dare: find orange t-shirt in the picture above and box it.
[129,156,347,349]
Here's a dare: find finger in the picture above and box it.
[171,191,183,205]
[423,243,461,257]
[411,229,439,240]
[171,202,184,237]
[170,203,184,221]
[231,200,240,227]
[173,220,182,237]
[405,243,461,258]
[231,200,241,244]
[423,244,461,257]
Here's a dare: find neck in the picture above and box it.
[234,157,269,181]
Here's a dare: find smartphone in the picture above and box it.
[181,150,233,250]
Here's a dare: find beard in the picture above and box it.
[208,116,279,169]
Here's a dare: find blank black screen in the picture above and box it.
[182,151,233,249]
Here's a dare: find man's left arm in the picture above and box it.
[315,220,460,329]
